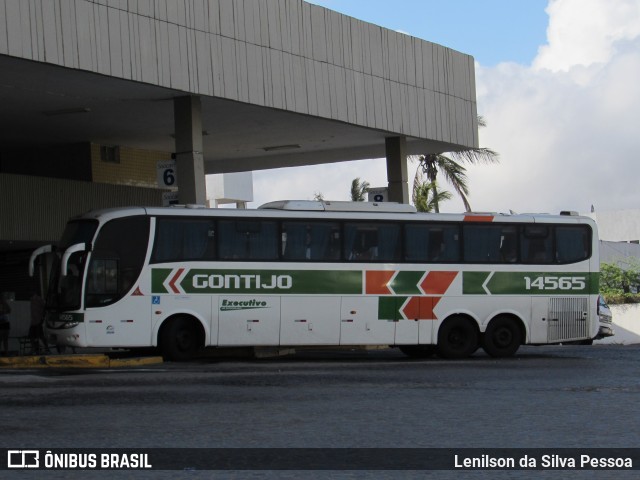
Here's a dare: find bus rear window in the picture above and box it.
[556,226,590,264]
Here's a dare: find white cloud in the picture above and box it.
[467,0,640,215]
[534,0,640,72]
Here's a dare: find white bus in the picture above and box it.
[30,201,600,360]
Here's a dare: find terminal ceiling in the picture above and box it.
[0,55,459,174]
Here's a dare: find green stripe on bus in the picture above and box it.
[378,297,407,320]
[152,268,363,295]
[389,271,423,295]
[151,268,173,294]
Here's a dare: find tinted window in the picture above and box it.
[282,221,341,261]
[405,223,460,262]
[463,225,518,263]
[521,226,554,264]
[556,226,590,263]
[152,218,216,263]
[344,223,400,262]
[218,220,278,260]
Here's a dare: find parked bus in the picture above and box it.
[30,201,599,360]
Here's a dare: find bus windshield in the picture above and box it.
[48,216,151,311]
[47,219,99,311]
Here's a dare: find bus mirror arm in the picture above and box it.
[29,244,54,277]
[61,243,89,276]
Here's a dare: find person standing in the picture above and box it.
[30,293,50,355]
[0,294,11,356]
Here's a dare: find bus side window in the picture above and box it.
[282,222,340,261]
[463,225,516,263]
[556,226,589,263]
[521,226,553,264]
[404,224,430,261]
[219,220,278,260]
[499,228,518,263]
[404,224,460,262]
[463,225,502,262]
[152,218,216,263]
[345,223,400,262]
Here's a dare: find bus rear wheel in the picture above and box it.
[437,315,479,359]
[160,316,203,361]
[482,316,522,358]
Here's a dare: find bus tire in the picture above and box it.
[160,316,203,361]
[482,315,522,358]
[399,345,436,358]
[437,315,479,359]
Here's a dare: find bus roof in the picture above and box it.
[259,200,417,213]
[68,203,596,227]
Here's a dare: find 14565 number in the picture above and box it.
[524,276,586,291]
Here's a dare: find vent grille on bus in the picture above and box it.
[547,297,589,343]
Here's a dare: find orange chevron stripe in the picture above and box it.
[464,215,494,222]
[366,270,395,294]
[420,271,458,295]
[401,296,437,320]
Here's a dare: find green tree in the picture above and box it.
[412,116,498,212]
[313,192,325,201]
[600,262,640,302]
[350,177,370,202]
[412,175,452,212]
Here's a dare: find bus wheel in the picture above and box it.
[437,315,479,359]
[482,316,522,358]
[399,345,436,358]
[160,316,203,361]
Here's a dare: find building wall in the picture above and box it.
[599,304,640,345]
[592,210,640,242]
[0,173,165,243]
[0,0,478,148]
[0,173,167,300]
[90,143,172,188]
[600,241,640,267]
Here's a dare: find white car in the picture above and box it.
[594,295,614,340]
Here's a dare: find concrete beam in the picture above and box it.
[174,96,206,205]
[385,137,409,204]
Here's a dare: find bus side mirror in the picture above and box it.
[61,243,90,276]
[29,244,54,277]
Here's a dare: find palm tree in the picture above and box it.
[350,178,370,202]
[412,116,498,212]
[412,175,452,213]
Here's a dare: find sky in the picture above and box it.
[213,0,640,215]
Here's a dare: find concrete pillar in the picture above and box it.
[174,96,206,205]
[385,136,409,204]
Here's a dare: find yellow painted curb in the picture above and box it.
[109,356,164,367]
[0,354,163,368]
